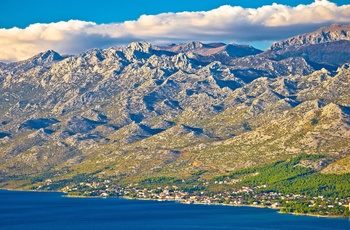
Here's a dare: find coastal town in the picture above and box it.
[52,179,350,217]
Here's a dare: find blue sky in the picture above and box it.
[2,0,349,28]
[1,0,350,61]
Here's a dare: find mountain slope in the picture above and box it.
[0,25,350,189]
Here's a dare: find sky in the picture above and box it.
[1,0,350,62]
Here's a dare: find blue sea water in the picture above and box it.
[0,190,349,230]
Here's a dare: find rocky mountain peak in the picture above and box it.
[318,23,350,33]
[0,50,65,74]
[156,41,205,53]
[123,41,154,61]
[181,41,204,51]
[262,24,350,67]
[31,50,64,65]
[125,41,152,53]
[152,41,262,66]
[269,24,350,51]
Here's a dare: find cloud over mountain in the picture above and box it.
[1,0,350,62]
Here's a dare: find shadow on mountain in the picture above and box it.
[0,132,11,138]
[181,125,203,135]
[232,69,270,83]
[139,124,165,135]
[130,113,144,123]
[214,77,242,90]
[18,118,59,131]
[66,116,102,134]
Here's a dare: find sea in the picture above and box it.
[1,190,349,230]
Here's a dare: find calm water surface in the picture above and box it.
[1,190,349,230]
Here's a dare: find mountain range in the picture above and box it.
[1,24,350,189]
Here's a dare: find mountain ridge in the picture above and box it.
[0,24,350,190]
[263,24,350,66]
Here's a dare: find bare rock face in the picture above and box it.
[1,24,350,186]
[264,24,350,66]
[269,24,350,50]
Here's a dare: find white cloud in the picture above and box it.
[1,0,350,62]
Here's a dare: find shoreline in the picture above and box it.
[279,211,347,219]
[0,188,61,193]
[62,192,348,219]
[1,187,348,219]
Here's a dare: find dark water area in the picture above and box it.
[1,190,349,230]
